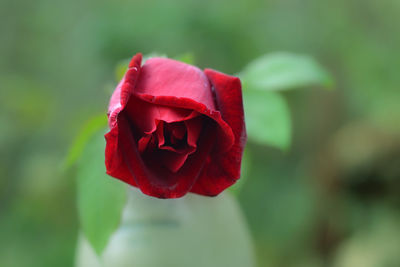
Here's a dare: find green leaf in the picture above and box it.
[114,58,130,82]
[173,52,195,65]
[64,114,108,168]
[77,129,127,255]
[241,52,333,91]
[243,90,291,150]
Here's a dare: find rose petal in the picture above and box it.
[137,134,152,153]
[157,150,189,173]
[135,57,216,112]
[104,53,142,186]
[108,115,216,198]
[156,120,201,173]
[108,53,142,129]
[185,116,203,148]
[135,93,235,154]
[104,126,137,187]
[157,121,186,147]
[137,119,199,172]
[190,69,247,196]
[124,96,198,134]
[155,120,165,147]
[170,123,186,141]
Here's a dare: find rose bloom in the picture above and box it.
[105,53,246,198]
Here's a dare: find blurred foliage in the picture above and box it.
[1,0,400,266]
[241,52,333,91]
[241,52,331,150]
[244,90,292,150]
[64,114,107,168]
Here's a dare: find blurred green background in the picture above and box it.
[1,0,399,266]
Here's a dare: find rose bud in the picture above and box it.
[105,53,246,198]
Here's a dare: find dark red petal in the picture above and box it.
[157,150,189,173]
[185,116,203,148]
[156,120,199,173]
[135,57,216,112]
[155,121,195,154]
[158,143,195,155]
[190,69,247,196]
[135,93,235,153]
[108,53,142,129]
[114,115,216,198]
[124,96,198,134]
[104,126,137,187]
[155,120,165,146]
[139,119,197,172]
[138,134,152,153]
[171,123,186,140]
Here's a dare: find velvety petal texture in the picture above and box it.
[105,53,247,198]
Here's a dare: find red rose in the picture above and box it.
[105,53,246,198]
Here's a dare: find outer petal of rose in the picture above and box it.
[105,125,138,187]
[190,69,247,196]
[113,115,216,198]
[124,96,198,134]
[107,53,142,129]
[135,57,216,111]
[105,53,142,185]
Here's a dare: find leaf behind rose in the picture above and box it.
[241,52,333,91]
[63,114,108,169]
[243,90,291,150]
[173,52,195,65]
[76,128,127,255]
